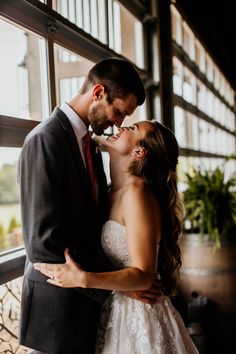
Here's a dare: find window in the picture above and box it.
[183,67,196,104]
[197,81,207,113]
[171,5,182,46]
[172,4,236,206]
[0,18,49,120]
[123,102,147,127]
[54,45,95,105]
[206,53,214,83]
[199,119,209,152]
[53,0,108,44]
[174,106,187,148]
[195,39,206,73]
[206,89,214,118]
[182,22,195,61]
[214,64,220,91]
[173,57,183,96]
[108,0,145,68]
[176,156,189,190]
[187,113,199,150]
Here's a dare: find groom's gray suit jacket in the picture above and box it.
[18,107,110,354]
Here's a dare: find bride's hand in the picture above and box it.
[121,278,163,304]
[34,249,87,288]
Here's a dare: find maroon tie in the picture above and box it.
[83,132,96,201]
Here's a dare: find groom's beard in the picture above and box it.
[88,102,112,136]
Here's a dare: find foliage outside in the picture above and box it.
[183,167,236,248]
[0,162,22,251]
[0,216,22,252]
[0,163,20,204]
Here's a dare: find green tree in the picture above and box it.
[0,162,20,204]
[0,223,4,236]
[8,216,20,233]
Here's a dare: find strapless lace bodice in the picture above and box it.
[101,220,130,268]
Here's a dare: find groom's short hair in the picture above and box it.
[80,58,145,106]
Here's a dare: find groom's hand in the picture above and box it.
[121,278,163,304]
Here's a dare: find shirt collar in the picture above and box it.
[60,102,88,140]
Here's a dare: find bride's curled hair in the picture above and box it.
[129,121,183,296]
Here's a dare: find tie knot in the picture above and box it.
[83,131,91,145]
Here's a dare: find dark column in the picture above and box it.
[157,0,174,130]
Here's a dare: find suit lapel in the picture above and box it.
[52,108,88,187]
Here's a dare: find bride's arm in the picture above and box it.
[34,184,161,291]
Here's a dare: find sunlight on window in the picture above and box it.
[53,0,107,44]
[54,44,95,105]
[108,0,145,68]
[0,18,49,121]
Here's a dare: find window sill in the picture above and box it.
[0,247,26,285]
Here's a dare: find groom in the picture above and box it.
[19,58,147,354]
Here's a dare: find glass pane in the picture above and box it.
[214,65,220,91]
[219,72,225,97]
[225,159,236,181]
[183,67,196,104]
[199,119,208,152]
[53,0,107,44]
[206,53,214,83]
[0,18,49,121]
[229,109,235,131]
[171,5,183,45]
[195,39,205,73]
[173,57,183,96]
[183,22,195,61]
[186,113,199,150]
[206,89,214,118]
[108,0,145,69]
[54,44,95,105]
[209,124,216,153]
[174,106,187,148]
[0,148,23,254]
[177,156,189,190]
[123,102,147,127]
[153,94,161,120]
[197,81,206,113]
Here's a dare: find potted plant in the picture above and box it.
[179,165,236,351]
[183,166,236,249]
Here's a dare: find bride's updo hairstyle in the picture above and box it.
[129,121,183,296]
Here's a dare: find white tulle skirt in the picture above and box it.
[96,292,199,354]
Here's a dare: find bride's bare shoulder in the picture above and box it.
[124,179,157,205]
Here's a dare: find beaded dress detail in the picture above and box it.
[96,220,199,354]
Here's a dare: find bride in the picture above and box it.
[34,120,199,354]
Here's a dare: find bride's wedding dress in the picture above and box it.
[96,220,199,354]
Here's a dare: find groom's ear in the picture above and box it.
[131,147,147,159]
[92,84,105,101]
